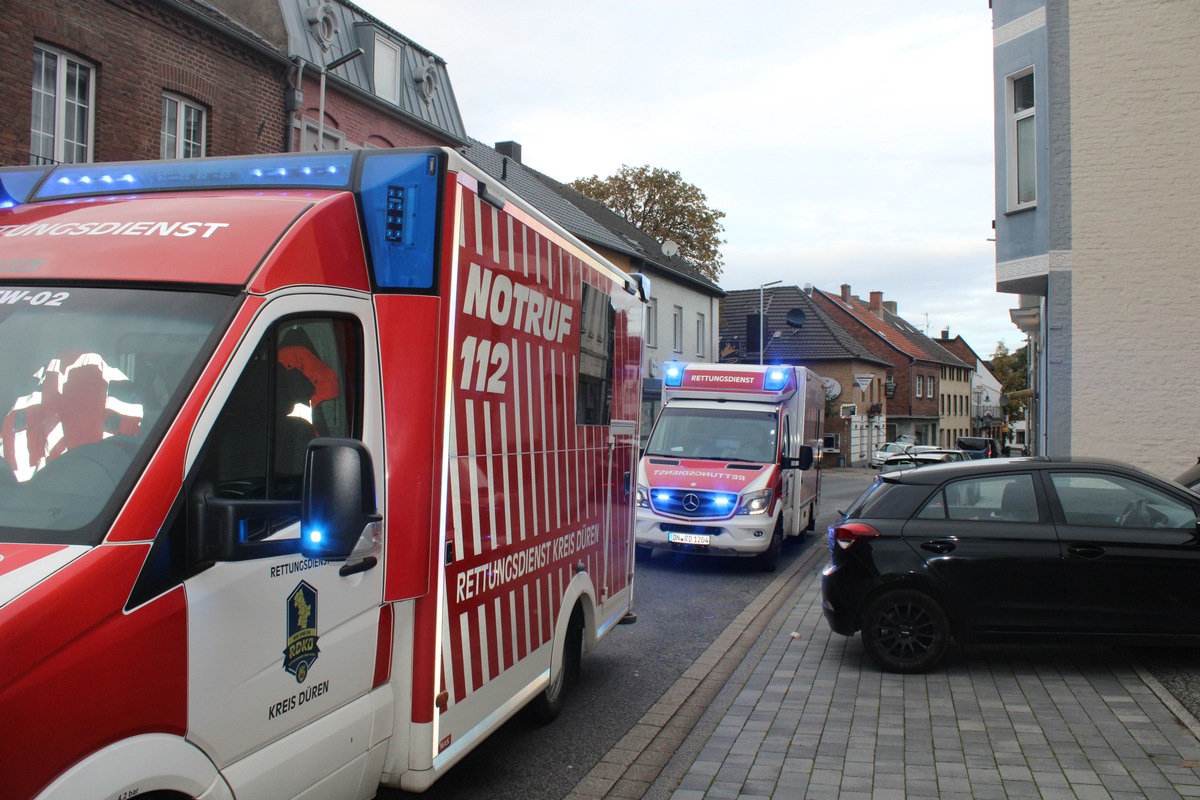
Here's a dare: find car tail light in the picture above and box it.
[829,522,882,550]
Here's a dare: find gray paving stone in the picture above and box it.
[663,563,1200,798]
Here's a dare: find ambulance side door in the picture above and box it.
[180,294,385,794]
[778,411,796,535]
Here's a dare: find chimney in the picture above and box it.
[869,291,884,318]
[941,327,951,340]
[884,301,897,315]
[495,141,522,163]
[840,284,852,302]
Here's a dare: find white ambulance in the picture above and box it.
[635,363,823,569]
[0,148,646,799]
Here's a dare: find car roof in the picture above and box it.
[1176,461,1200,488]
[877,456,1158,486]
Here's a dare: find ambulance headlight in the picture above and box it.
[636,485,651,508]
[736,489,774,516]
[764,368,789,392]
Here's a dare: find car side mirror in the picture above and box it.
[781,445,815,471]
[300,438,381,561]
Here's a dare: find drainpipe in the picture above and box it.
[289,57,305,153]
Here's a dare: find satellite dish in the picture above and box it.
[785,308,807,328]
[661,240,679,258]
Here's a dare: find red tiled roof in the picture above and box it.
[817,292,931,362]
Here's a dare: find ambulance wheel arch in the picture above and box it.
[529,572,596,722]
[34,734,234,800]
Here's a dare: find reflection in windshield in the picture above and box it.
[645,407,777,463]
[0,288,234,545]
[3,352,143,482]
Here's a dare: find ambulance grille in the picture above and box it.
[651,490,733,519]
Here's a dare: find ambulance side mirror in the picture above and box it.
[300,438,381,561]
[781,445,815,471]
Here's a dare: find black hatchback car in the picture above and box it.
[821,457,1200,672]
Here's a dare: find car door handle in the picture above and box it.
[920,539,957,554]
[1067,545,1106,559]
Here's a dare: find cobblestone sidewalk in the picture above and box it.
[671,568,1200,799]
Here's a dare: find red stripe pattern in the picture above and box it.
[440,189,630,708]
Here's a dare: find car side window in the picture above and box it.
[1049,473,1195,530]
[200,316,360,508]
[917,473,1039,522]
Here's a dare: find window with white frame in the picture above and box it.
[30,45,95,165]
[161,94,206,159]
[672,305,683,353]
[915,375,924,398]
[646,297,658,348]
[1007,68,1036,209]
[299,118,346,152]
[696,313,706,357]
[373,35,401,105]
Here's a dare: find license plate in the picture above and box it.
[668,532,710,546]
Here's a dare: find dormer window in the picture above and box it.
[373,35,401,105]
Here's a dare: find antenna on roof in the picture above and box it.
[661,240,679,258]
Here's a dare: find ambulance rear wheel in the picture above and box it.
[531,605,583,723]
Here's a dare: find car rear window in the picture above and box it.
[845,479,935,520]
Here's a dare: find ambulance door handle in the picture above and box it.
[339,556,378,577]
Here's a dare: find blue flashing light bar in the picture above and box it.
[763,367,791,392]
[663,363,684,387]
[0,167,52,208]
[34,153,356,201]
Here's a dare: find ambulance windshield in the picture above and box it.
[644,407,778,463]
[0,287,234,545]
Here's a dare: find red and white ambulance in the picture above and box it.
[0,147,645,799]
[635,363,822,569]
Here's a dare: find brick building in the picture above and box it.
[3,0,467,168]
[812,285,972,448]
[3,0,293,165]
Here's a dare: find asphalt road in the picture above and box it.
[382,468,874,800]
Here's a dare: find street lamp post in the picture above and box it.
[317,48,364,151]
[759,280,782,364]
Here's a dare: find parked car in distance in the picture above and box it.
[870,442,938,468]
[956,436,1002,459]
[878,449,969,474]
[821,457,1200,673]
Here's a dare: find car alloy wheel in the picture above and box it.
[860,588,950,673]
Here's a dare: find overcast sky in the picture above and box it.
[356,1,1019,355]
